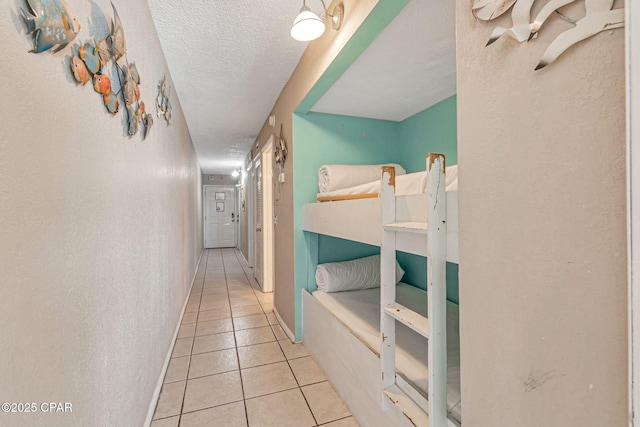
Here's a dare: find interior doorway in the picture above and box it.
[204,186,237,248]
[252,136,275,293]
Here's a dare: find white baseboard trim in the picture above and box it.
[274,306,298,343]
[143,248,204,427]
[239,249,251,268]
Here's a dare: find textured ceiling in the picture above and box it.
[147,0,307,175]
[310,0,456,121]
[147,0,456,174]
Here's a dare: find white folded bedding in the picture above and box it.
[318,164,407,194]
[317,165,458,200]
[313,284,462,424]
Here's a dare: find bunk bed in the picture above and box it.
[302,154,459,427]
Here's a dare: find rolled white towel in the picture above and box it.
[318,164,406,193]
[315,254,405,293]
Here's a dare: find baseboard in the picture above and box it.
[143,247,204,427]
[274,306,298,343]
[239,249,251,268]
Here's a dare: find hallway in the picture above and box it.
[151,249,358,427]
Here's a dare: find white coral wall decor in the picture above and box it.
[474,0,625,70]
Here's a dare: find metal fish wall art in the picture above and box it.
[156,75,173,126]
[109,1,127,61]
[21,0,81,53]
[475,0,625,70]
[20,0,156,139]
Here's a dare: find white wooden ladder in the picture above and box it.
[380,153,448,427]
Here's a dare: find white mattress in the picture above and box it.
[312,284,462,424]
[317,165,458,200]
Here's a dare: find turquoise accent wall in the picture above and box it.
[293,112,400,205]
[395,252,460,304]
[292,99,459,339]
[318,235,379,264]
[293,112,400,339]
[399,96,458,173]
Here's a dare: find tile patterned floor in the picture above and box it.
[152,248,360,427]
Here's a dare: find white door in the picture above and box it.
[204,186,236,248]
[253,159,263,286]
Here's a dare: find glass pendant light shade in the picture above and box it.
[290,5,325,42]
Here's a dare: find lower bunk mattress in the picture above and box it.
[312,283,462,424]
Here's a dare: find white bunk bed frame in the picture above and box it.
[302,154,458,427]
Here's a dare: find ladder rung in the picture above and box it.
[383,221,428,234]
[383,384,429,427]
[383,303,429,338]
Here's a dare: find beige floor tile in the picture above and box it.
[235,326,275,347]
[289,356,327,386]
[172,337,193,358]
[185,303,200,313]
[241,361,298,399]
[200,300,231,312]
[232,305,263,318]
[195,319,233,336]
[228,288,252,295]
[180,401,247,427]
[320,416,361,427]
[302,382,351,425]
[201,294,228,304]
[260,302,274,313]
[153,380,185,420]
[150,415,179,427]
[278,339,310,360]
[202,287,228,296]
[164,356,190,383]
[192,332,236,354]
[229,289,255,297]
[178,323,197,339]
[182,312,198,325]
[183,371,244,413]
[189,348,238,379]
[188,295,201,304]
[198,308,231,322]
[245,388,315,427]
[237,342,285,369]
[255,292,273,302]
[230,297,260,308]
[271,325,288,341]
[233,314,269,331]
[265,312,278,326]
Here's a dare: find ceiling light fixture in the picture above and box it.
[231,169,240,178]
[290,1,344,42]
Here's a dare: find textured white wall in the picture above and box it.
[0,1,202,426]
[457,1,627,425]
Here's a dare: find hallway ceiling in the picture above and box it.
[147,0,455,175]
[310,0,456,122]
[147,0,307,175]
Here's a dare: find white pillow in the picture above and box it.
[315,254,405,293]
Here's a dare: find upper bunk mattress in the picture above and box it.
[316,165,458,201]
[312,283,462,424]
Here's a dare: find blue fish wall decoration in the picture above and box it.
[21,0,81,53]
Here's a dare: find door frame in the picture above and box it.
[628,2,639,424]
[252,153,263,286]
[251,136,276,293]
[246,161,254,267]
[203,185,238,249]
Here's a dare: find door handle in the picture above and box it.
[256,228,262,232]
